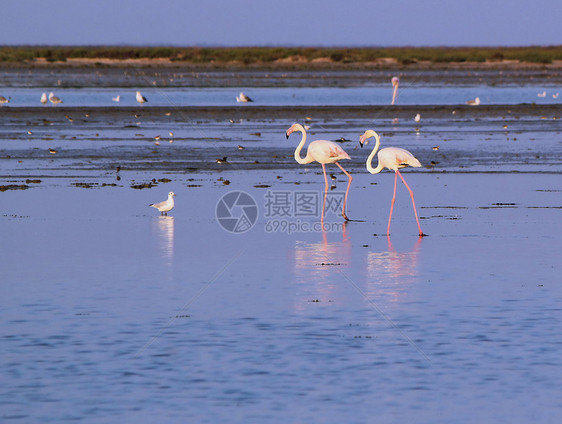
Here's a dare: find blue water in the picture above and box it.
[1,170,561,422]
[1,70,562,422]
[1,85,560,107]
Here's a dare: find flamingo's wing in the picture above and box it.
[327,142,351,160]
[394,148,421,168]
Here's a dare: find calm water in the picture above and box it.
[1,170,561,423]
[1,67,562,422]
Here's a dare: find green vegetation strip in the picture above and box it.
[1,46,561,64]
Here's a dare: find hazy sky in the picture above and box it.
[2,0,560,46]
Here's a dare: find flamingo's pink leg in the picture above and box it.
[335,162,352,221]
[388,171,398,235]
[321,163,328,224]
[396,169,423,236]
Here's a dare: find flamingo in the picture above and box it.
[149,192,176,215]
[391,76,400,105]
[48,92,63,105]
[136,91,148,104]
[286,123,352,222]
[359,129,424,236]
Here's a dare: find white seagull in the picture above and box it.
[149,192,176,215]
[236,92,253,103]
[537,91,547,98]
[0,96,9,105]
[40,93,48,104]
[466,97,480,106]
[112,95,121,102]
[414,113,421,122]
[49,92,63,105]
[136,91,148,104]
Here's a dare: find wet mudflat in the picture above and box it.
[1,68,562,423]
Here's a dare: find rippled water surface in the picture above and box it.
[1,67,562,422]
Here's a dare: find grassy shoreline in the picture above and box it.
[1,46,561,67]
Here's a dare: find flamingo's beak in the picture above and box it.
[359,133,367,147]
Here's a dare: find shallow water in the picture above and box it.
[1,67,562,422]
[1,171,561,423]
[1,84,561,107]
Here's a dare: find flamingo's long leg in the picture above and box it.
[321,163,328,224]
[388,171,398,235]
[396,169,423,236]
[335,162,352,221]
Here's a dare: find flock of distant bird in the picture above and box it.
[0,76,557,106]
[0,90,254,106]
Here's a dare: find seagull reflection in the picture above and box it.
[291,223,351,310]
[365,236,422,303]
[154,216,175,265]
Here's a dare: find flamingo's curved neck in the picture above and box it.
[293,127,313,165]
[366,133,384,174]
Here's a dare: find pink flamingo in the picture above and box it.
[286,123,352,222]
[391,76,400,105]
[360,129,425,236]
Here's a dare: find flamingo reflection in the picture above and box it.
[291,223,351,311]
[365,236,422,303]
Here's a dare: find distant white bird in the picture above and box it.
[40,93,48,104]
[136,91,148,104]
[112,95,120,102]
[466,97,480,106]
[236,92,253,102]
[0,96,9,105]
[48,92,63,105]
[553,93,560,99]
[149,192,176,215]
[537,91,547,98]
[391,76,400,105]
[414,113,421,122]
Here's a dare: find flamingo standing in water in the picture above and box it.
[286,123,352,222]
[359,129,424,236]
[391,76,400,105]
